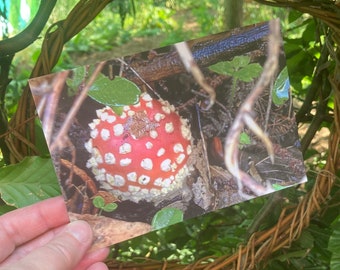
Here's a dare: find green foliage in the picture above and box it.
[92,196,118,215]
[329,217,340,270]
[151,207,184,230]
[0,157,61,208]
[209,55,263,105]
[273,66,290,106]
[88,75,141,108]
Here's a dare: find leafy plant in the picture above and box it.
[0,157,61,208]
[92,195,118,216]
[152,207,184,230]
[209,55,263,105]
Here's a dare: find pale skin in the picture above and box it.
[0,196,109,270]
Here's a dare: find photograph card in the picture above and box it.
[29,20,307,248]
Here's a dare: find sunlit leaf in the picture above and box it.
[329,216,340,270]
[103,203,118,212]
[234,63,262,82]
[208,61,235,75]
[88,75,141,107]
[152,207,184,230]
[0,157,61,208]
[92,196,105,208]
[273,67,290,105]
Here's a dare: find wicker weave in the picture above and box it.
[5,1,340,269]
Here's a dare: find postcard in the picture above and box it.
[29,20,306,249]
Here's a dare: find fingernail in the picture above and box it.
[66,220,92,243]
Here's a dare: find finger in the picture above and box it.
[86,262,109,270]
[0,196,69,262]
[74,247,109,270]
[1,220,93,270]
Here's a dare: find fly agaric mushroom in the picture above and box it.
[85,93,192,203]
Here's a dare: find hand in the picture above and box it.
[0,196,109,270]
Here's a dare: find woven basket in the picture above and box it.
[5,1,340,269]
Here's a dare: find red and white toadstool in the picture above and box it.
[85,92,192,203]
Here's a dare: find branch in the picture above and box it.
[0,1,57,57]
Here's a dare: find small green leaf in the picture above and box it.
[231,55,251,68]
[103,203,118,212]
[67,67,87,96]
[329,216,340,270]
[88,75,141,107]
[209,61,235,76]
[234,63,262,82]
[272,184,285,191]
[0,157,61,208]
[92,196,105,208]
[239,132,251,145]
[152,207,184,230]
[273,67,290,105]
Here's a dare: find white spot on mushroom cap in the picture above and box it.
[176,153,186,164]
[142,93,152,102]
[120,112,127,119]
[146,101,153,109]
[128,185,140,192]
[145,141,153,149]
[119,143,132,154]
[162,106,171,114]
[154,113,165,122]
[107,115,116,123]
[187,145,192,155]
[162,178,171,188]
[92,148,103,164]
[127,172,137,182]
[107,174,125,187]
[90,128,99,139]
[104,152,116,164]
[138,175,150,185]
[160,159,171,172]
[100,111,109,121]
[181,124,191,141]
[165,122,174,133]
[120,158,132,166]
[93,168,106,181]
[113,124,124,136]
[86,157,97,168]
[89,121,97,131]
[100,128,110,141]
[154,177,163,186]
[150,130,158,139]
[157,148,165,157]
[84,140,92,153]
[173,143,184,153]
[141,158,153,170]
[127,110,135,116]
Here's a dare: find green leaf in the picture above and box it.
[209,61,235,76]
[103,202,118,212]
[239,132,251,146]
[209,56,262,82]
[0,157,61,208]
[152,207,184,230]
[92,196,105,208]
[234,63,262,82]
[273,67,290,105]
[88,75,141,107]
[231,55,251,68]
[329,216,340,270]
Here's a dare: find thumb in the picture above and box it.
[5,220,93,270]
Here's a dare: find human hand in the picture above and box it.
[0,196,109,270]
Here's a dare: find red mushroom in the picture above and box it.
[84,93,192,203]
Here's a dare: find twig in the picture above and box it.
[224,19,281,197]
[175,41,216,110]
[49,61,105,152]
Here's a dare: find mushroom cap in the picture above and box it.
[85,93,192,203]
